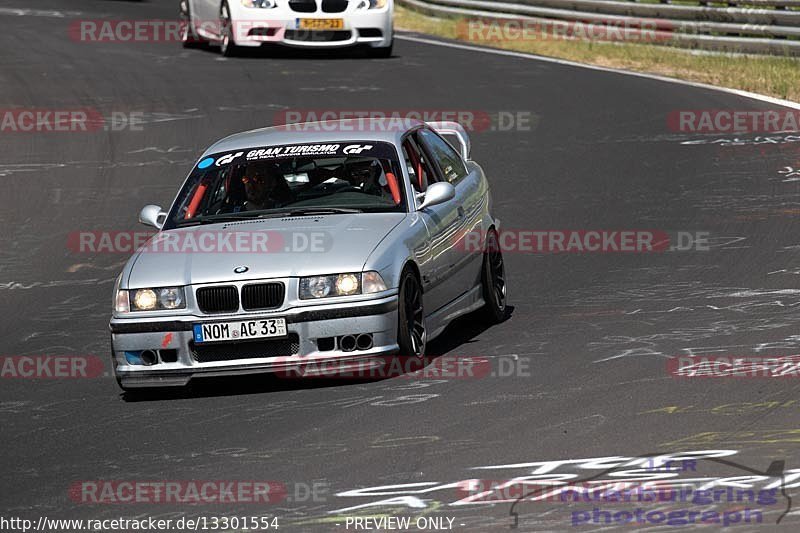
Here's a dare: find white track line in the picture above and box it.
[0,7,84,17]
[396,33,800,111]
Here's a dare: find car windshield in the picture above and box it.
[165,141,406,229]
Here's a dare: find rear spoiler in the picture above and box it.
[426,121,471,161]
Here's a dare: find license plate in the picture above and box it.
[193,318,287,344]
[297,18,344,30]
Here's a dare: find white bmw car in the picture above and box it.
[180,0,393,56]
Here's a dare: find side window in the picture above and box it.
[417,129,468,184]
[402,137,438,194]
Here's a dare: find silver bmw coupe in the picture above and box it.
[109,118,506,390]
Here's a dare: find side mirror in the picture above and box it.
[139,205,166,230]
[417,182,456,210]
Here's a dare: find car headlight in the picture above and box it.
[133,289,158,310]
[158,287,185,309]
[120,287,187,312]
[299,272,387,299]
[369,0,387,8]
[241,0,277,7]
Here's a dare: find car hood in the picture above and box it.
[125,213,406,287]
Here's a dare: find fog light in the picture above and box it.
[124,351,144,365]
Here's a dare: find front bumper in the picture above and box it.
[227,6,392,48]
[110,294,398,388]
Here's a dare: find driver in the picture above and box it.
[241,163,293,211]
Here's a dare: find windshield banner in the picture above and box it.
[196,142,396,169]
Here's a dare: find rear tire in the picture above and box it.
[480,229,507,323]
[397,268,426,358]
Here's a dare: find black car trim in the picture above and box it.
[109,300,398,334]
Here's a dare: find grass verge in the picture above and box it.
[395,5,800,103]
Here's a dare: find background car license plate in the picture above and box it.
[297,18,344,30]
[193,318,287,343]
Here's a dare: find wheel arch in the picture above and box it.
[401,260,422,289]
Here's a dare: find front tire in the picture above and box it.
[480,229,507,323]
[397,268,426,358]
[180,0,204,48]
[219,2,241,57]
[367,40,393,58]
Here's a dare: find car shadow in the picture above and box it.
[120,305,514,402]
[427,305,515,357]
[189,42,394,60]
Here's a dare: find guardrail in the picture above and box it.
[398,0,800,55]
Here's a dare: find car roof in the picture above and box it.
[201,118,424,157]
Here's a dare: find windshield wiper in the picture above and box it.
[175,207,361,226]
[285,207,362,216]
[175,212,268,226]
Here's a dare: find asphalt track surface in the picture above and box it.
[3,1,800,531]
